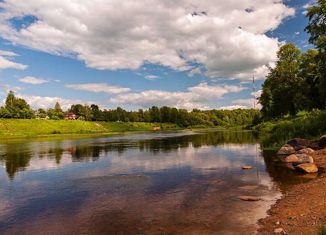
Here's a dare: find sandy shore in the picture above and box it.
[258,149,326,234]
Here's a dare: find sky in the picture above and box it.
[0,0,316,111]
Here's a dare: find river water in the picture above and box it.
[0,131,311,234]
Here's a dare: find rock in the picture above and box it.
[242,165,253,170]
[295,163,318,173]
[292,154,314,166]
[287,138,317,150]
[238,196,261,201]
[297,148,315,154]
[281,154,299,163]
[274,228,285,234]
[319,135,326,148]
[277,144,295,155]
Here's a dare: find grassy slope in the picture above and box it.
[254,110,326,149]
[0,119,179,138]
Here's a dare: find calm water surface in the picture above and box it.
[0,131,312,234]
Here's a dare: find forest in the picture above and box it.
[0,90,260,128]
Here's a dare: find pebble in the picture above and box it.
[274,227,285,234]
[242,165,253,170]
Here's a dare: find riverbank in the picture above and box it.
[254,110,326,150]
[0,119,180,139]
[258,148,326,234]
[0,119,245,141]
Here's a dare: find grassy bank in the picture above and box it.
[254,110,326,149]
[0,119,180,139]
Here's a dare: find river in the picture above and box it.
[0,131,311,234]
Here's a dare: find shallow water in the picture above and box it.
[0,131,312,234]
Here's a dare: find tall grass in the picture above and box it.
[254,110,326,149]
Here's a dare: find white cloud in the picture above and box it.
[0,0,294,80]
[218,105,248,110]
[65,83,131,94]
[0,49,17,57]
[231,97,261,109]
[0,52,27,70]
[19,76,48,84]
[110,82,246,110]
[145,75,158,80]
[16,93,94,110]
[187,67,202,77]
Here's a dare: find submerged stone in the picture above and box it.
[295,163,318,173]
[238,196,261,201]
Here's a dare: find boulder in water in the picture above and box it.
[295,163,318,173]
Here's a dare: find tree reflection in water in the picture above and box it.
[0,131,257,179]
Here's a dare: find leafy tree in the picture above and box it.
[305,0,326,106]
[54,102,63,112]
[260,44,304,118]
[2,91,34,119]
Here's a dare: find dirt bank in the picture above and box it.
[258,149,326,234]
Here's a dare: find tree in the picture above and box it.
[259,44,304,118]
[305,0,326,106]
[149,106,161,123]
[54,102,63,112]
[3,91,34,119]
[299,49,321,109]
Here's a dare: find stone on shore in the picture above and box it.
[274,228,285,234]
[293,154,314,165]
[295,163,318,173]
[297,148,315,154]
[238,196,261,201]
[281,154,299,163]
[277,144,295,155]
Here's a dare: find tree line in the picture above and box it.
[260,0,326,119]
[0,91,260,128]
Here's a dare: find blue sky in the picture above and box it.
[0,0,316,111]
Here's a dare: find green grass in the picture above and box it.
[0,119,182,139]
[320,226,326,235]
[254,110,326,149]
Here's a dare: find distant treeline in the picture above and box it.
[0,91,260,128]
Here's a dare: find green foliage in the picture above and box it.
[320,226,326,235]
[260,1,326,118]
[1,91,34,119]
[305,0,326,107]
[254,110,326,149]
[260,44,306,117]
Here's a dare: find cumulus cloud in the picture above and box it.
[0,0,294,80]
[110,82,247,110]
[65,83,131,94]
[0,49,27,70]
[19,76,48,84]
[0,49,17,57]
[16,93,94,110]
[187,67,202,77]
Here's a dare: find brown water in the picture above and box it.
[0,131,312,234]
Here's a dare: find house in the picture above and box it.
[64,112,77,120]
